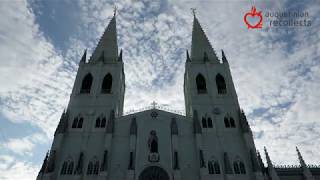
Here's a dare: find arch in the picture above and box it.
[61,161,68,175]
[196,74,207,94]
[233,161,240,174]
[230,117,236,128]
[239,162,246,174]
[216,74,227,94]
[78,117,83,128]
[207,117,213,128]
[80,73,93,93]
[214,161,221,174]
[67,161,74,175]
[93,161,99,175]
[87,162,93,175]
[72,118,78,128]
[101,73,112,93]
[224,117,230,128]
[202,117,207,128]
[95,118,101,128]
[139,166,169,180]
[101,117,106,128]
[208,160,220,174]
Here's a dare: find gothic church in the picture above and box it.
[37,13,320,180]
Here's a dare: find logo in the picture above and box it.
[244,6,263,29]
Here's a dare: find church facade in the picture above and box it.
[37,13,320,180]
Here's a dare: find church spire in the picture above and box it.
[264,147,280,180]
[90,13,118,63]
[296,147,315,180]
[191,12,218,63]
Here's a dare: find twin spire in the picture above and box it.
[82,10,224,64]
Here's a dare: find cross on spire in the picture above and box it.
[113,6,117,16]
[191,8,197,16]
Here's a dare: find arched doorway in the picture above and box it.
[139,166,169,180]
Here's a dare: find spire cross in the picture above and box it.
[113,6,117,16]
[191,8,197,16]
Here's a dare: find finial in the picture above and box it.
[264,146,272,166]
[296,146,306,167]
[80,49,87,63]
[113,6,117,16]
[151,101,157,109]
[222,49,228,64]
[186,50,190,62]
[191,8,196,17]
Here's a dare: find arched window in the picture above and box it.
[216,74,227,94]
[61,161,68,175]
[72,118,78,128]
[208,160,220,174]
[80,73,93,93]
[233,161,240,174]
[196,74,207,94]
[87,162,93,175]
[93,161,99,175]
[224,117,230,128]
[95,118,101,128]
[230,117,236,128]
[208,161,214,174]
[78,117,83,128]
[207,117,213,128]
[101,117,106,128]
[202,117,207,128]
[239,162,246,174]
[67,161,74,175]
[214,161,221,174]
[101,73,112,93]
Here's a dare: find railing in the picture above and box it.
[274,164,320,168]
[123,102,185,116]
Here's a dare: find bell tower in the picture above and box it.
[68,14,125,118]
[184,14,264,180]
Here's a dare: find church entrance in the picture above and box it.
[139,166,170,180]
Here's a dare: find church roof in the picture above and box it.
[191,15,219,63]
[90,14,118,63]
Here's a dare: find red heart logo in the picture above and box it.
[244,6,263,29]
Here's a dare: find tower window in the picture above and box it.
[224,117,230,128]
[224,116,236,128]
[95,118,101,128]
[234,160,246,174]
[101,118,106,128]
[208,160,220,174]
[80,73,93,93]
[216,74,227,94]
[196,74,207,94]
[230,118,236,128]
[87,158,99,175]
[61,161,68,175]
[61,159,74,175]
[101,73,112,93]
[93,161,99,175]
[72,117,84,129]
[87,162,93,175]
[202,117,207,128]
[173,151,179,170]
[207,118,213,128]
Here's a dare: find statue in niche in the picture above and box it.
[148,130,158,153]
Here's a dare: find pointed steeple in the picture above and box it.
[221,49,229,65]
[191,14,218,63]
[264,147,280,180]
[186,50,191,62]
[296,147,315,180]
[90,14,118,63]
[118,49,123,61]
[80,49,87,63]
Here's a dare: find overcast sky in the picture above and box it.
[0,0,319,179]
